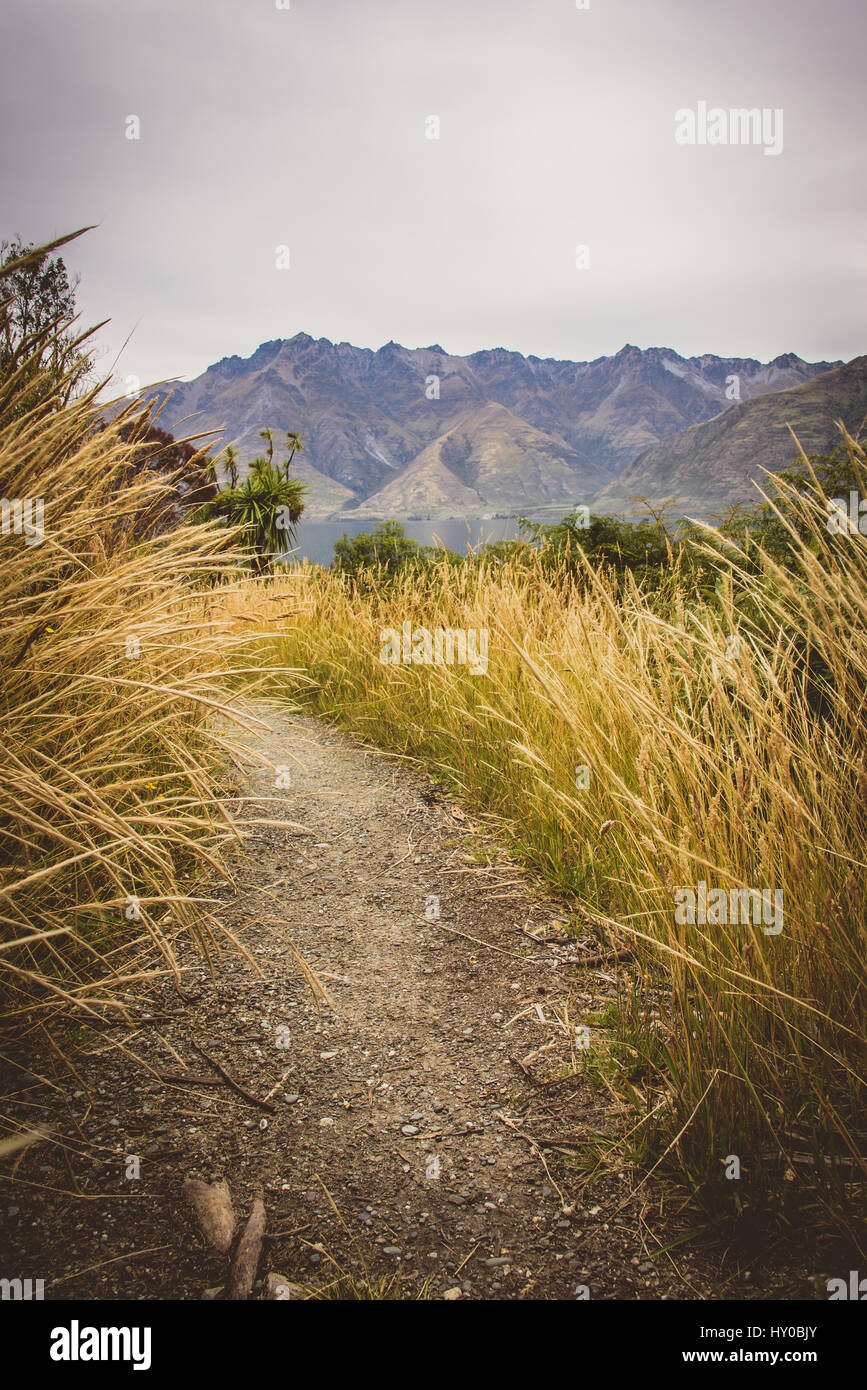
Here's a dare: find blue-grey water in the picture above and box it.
[285,516,547,568]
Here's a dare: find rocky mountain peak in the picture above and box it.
[147,337,846,520]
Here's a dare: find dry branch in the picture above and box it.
[227,1189,266,1300]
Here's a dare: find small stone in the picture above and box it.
[443,1287,462,1300]
[265,1273,304,1300]
[401,1124,418,1136]
[383,1246,401,1257]
[432,1100,444,1113]
[319,1117,335,1127]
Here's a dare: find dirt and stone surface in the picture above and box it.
[1,701,815,1299]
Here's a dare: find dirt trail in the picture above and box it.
[3,700,727,1300]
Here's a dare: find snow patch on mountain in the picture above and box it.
[663,359,719,395]
[364,432,398,468]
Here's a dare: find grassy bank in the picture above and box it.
[0,252,298,1033]
[242,448,866,1253]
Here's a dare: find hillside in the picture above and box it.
[592,356,867,518]
[351,402,600,519]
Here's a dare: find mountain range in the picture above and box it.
[146,336,853,520]
[594,356,867,516]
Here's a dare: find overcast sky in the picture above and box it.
[2,0,864,387]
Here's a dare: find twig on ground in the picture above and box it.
[494,1110,574,1215]
[156,1071,224,1087]
[193,1043,277,1113]
[425,919,540,962]
[48,1244,173,1289]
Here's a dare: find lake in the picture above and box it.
[284,515,556,568]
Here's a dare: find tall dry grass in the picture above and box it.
[0,243,307,1035]
[243,444,867,1249]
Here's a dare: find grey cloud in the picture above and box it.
[1,0,863,386]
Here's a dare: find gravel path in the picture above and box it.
[1,701,748,1299]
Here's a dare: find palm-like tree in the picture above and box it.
[199,428,307,571]
[201,452,219,487]
[248,455,271,485]
[224,445,238,489]
[205,459,306,572]
[285,431,304,480]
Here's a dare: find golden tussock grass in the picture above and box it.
[236,444,867,1246]
[0,243,310,1040]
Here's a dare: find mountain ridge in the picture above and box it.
[592,356,867,518]
[147,336,843,519]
